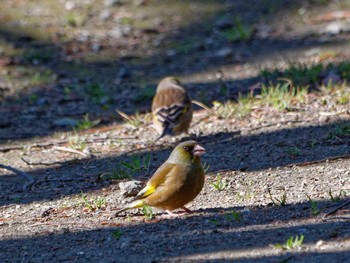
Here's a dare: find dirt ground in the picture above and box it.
[0,0,350,262]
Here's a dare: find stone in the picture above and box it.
[213,47,233,58]
[215,16,233,30]
[53,118,79,127]
[119,180,143,197]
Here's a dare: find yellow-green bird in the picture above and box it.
[115,140,206,217]
[152,77,193,140]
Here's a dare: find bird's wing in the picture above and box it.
[134,162,176,199]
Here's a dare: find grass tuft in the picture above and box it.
[274,235,304,250]
[210,173,227,191]
[221,17,253,42]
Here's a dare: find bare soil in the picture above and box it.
[0,1,350,262]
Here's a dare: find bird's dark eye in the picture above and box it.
[183,146,189,151]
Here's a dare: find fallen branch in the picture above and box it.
[323,199,350,219]
[0,164,35,191]
[53,146,89,157]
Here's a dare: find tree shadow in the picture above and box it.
[1,199,349,262]
[1,0,349,141]
[0,119,349,207]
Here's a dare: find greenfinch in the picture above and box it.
[115,140,206,216]
[152,77,193,140]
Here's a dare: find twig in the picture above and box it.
[192,100,212,112]
[250,120,304,131]
[287,154,350,168]
[21,157,72,166]
[319,111,347,116]
[0,139,70,152]
[115,109,135,123]
[323,199,350,219]
[30,222,94,229]
[0,164,35,191]
[53,146,89,157]
[0,136,138,152]
[31,178,88,188]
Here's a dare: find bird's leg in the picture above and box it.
[165,210,180,217]
[181,206,193,213]
[186,132,198,141]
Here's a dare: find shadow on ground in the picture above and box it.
[1,199,349,262]
[1,119,349,207]
[1,0,349,140]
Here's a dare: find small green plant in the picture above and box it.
[121,153,151,175]
[87,83,107,104]
[284,63,323,86]
[308,139,317,148]
[75,114,98,131]
[286,146,301,157]
[66,12,85,27]
[29,94,39,104]
[338,62,350,79]
[31,70,57,86]
[171,38,197,54]
[268,189,287,206]
[134,85,155,103]
[13,197,22,203]
[202,161,210,173]
[142,205,154,220]
[116,110,144,129]
[259,82,307,111]
[327,123,350,139]
[214,93,253,119]
[23,48,54,64]
[126,112,143,129]
[306,194,320,216]
[235,179,255,201]
[274,235,304,250]
[224,211,242,221]
[208,219,221,226]
[120,17,133,25]
[112,229,122,240]
[80,194,107,211]
[328,189,346,202]
[210,174,227,191]
[236,93,254,118]
[68,134,87,151]
[221,17,253,42]
[336,93,350,104]
[64,86,72,94]
[100,169,132,180]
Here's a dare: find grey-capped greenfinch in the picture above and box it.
[152,77,193,140]
[115,140,206,216]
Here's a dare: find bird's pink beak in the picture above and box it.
[192,144,206,157]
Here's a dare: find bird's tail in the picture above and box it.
[156,124,172,141]
[115,200,145,216]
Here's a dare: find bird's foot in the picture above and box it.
[181,206,193,213]
[188,133,198,140]
[161,208,192,218]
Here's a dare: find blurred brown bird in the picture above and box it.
[115,140,206,217]
[152,77,193,140]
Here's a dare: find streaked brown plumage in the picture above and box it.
[152,77,193,140]
[115,141,206,216]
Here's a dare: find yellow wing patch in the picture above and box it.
[135,185,156,199]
